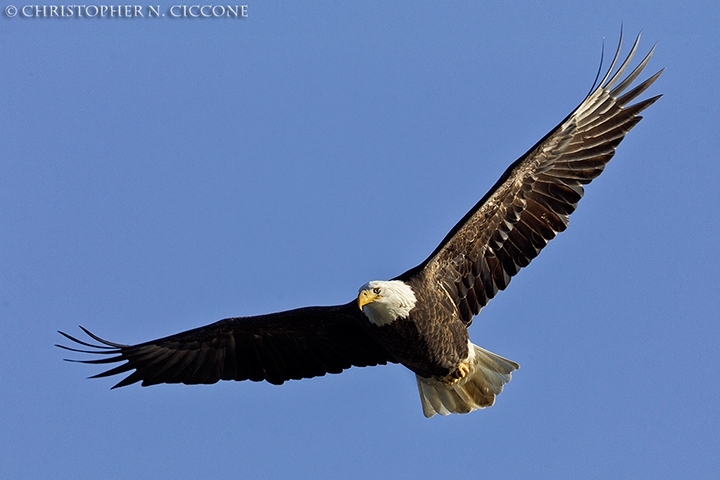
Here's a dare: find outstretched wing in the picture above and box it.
[57,302,393,388]
[400,32,662,325]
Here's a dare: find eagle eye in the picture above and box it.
[372,287,381,295]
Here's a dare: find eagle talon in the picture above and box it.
[442,362,471,385]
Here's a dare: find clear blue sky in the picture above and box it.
[2,2,718,478]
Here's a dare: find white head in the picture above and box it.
[357,280,417,327]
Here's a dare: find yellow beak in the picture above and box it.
[357,290,380,310]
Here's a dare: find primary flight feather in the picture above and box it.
[58,32,662,418]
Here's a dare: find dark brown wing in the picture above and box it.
[398,32,662,325]
[57,301,393,388]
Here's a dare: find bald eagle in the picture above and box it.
[58,33,662,418]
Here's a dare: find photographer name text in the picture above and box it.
[4,3,248,18]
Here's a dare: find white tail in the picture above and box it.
[416,343,519,418]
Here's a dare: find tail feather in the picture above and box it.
[416,343,519,418]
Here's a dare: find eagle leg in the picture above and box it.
[441,362,471,385]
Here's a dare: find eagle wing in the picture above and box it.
[400,32,662,325]
[57,302,393,388]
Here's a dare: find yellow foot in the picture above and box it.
[441,362,471,385]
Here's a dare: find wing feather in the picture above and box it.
[398,32,661,324]
[57,302,393,388]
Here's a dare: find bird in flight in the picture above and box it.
[58,32,662,418]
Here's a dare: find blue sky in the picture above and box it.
[2,1,719,478]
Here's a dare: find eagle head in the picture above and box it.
[357,280,417,327]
